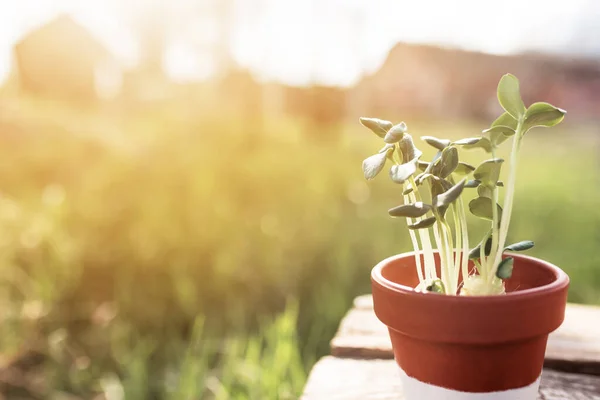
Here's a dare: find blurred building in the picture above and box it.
[13,14,122,101]
[348,43,600,122]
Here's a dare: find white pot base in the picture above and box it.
[398,367,541,400]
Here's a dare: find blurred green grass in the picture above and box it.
[0,103,598,398]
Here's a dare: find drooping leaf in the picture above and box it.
[453,162,475,176]
[469,235,493,259]
[477,185,492,199]
[474,158,504,188]
[460,137,493,153]
[434,178,466,209]
[359,117,393,138]
[469,197,503,221]
[505,240,535,252]
[491,111,518,130]
[421,136,451,151]
[464,179,480,188]
[408,216,437,230]
[426,279,445,294]
[362,151,389,180]
[432,146,459,178]
[389,202,432,218]
[453,137,482,146]
[423,151,442,175]
[496,257,514,280]
[431,179,453,218]
[522,102,566,133]
[389,159,418,184]
[384,122,408,143]
[484,125,516,137]
[378,144,396,161]
[497,74,525,119]
[397,134,423,163]
[483,125,515,146]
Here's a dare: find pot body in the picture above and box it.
[371,252,569,400]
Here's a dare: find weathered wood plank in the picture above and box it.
[301,356,600,400]
[331,296,600,374]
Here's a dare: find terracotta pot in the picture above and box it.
[371,251,569,400]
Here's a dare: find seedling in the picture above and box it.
[360,74,566,295]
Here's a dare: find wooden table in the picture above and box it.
[301,295,600,399]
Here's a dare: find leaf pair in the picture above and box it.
[469,237,534,260]
[494,242,535,280]
[496,74,566,133]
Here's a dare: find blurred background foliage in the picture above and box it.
[1,0,600,398]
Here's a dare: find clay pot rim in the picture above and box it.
[372,251,569,300]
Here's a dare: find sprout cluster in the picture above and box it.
[360,74,566,296]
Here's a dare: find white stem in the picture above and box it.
[408,179,437,281]
[457,196,470,283]
[432,220,444,282]
[404,194,424,283]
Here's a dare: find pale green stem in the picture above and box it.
[438,217,454,294]
[487,146,501,280]
[452,204,462,289]
[491,120,524,280]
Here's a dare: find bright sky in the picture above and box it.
[1,0,599,87]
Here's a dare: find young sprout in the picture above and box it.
[360,74,566,296]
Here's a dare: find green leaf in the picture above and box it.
[359,117,393,138]
[426,279,445,294]
[522,102,566,133]
[483,125,515,146]
[496,257,514,280]
[453,162,475,176]
[408,216,436,230]
[505,240,535,252]
[453,137,482,146]
[403,186,414,195]
[469,235,493,259]
[389,202,432,218]
[421,136,451,151]
[477,185,492,199]
[397,134,423,163]
[362,151,390,180]
[491,111,518,130]
[474,158,504,188]
[433,178,466,208]
[389,159,418,184]
[432,146,458,178]
[464,179,480,188]
[497,74,525,119]
[461,137,493,153]
[383,122,408,143]
[469,197,503,221]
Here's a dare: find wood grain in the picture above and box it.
[331,296,600,375]
[301,356,600,400]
